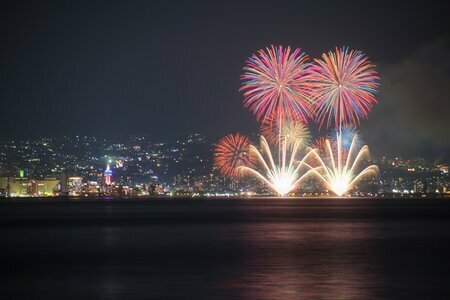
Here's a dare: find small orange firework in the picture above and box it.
[311,137,337,156]
[312,137,327,151]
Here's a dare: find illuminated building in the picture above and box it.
[40,179,59,196]
[0,177,8,195]
[104,165,112,185]
[85,181,101,195]
[8,178,29,197]
[0,177,58,197]
[67,177,83,196]
[31,178,59,196]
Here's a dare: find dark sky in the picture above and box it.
[1,0,449,161]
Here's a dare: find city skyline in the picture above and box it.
[0,1,449,162]
[0,133,447,197]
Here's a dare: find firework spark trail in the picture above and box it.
[240,45,314,124]
[237,136,319,196]
[305,134,379,196]
[214,133,255,177]
[309,47,379,129]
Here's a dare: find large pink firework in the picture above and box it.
[214,133,255,177]
[240,45,314,124]
[309,47,379,129]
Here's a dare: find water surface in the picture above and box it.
[1,198,449,299]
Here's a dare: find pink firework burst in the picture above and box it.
[309,47,379,129]
[240,45,314,124]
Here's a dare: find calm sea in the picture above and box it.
[1,198,449,299]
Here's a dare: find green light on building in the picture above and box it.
[19,170,24,178]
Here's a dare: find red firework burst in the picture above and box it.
[214,133,255,177]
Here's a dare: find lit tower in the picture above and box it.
[104,165,112,185]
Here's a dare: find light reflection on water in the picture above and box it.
[218,222,382,299]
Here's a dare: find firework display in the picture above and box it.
[237,136,315,196]
[214,133,254,177]
[240,45,314,124]
[306,134,379,196]
[309,47,379,129]
[217,45,380,197]
[260,113,311,149]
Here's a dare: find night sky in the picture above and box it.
[1,1,449,161]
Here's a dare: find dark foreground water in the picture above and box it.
[1,198,450,299]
